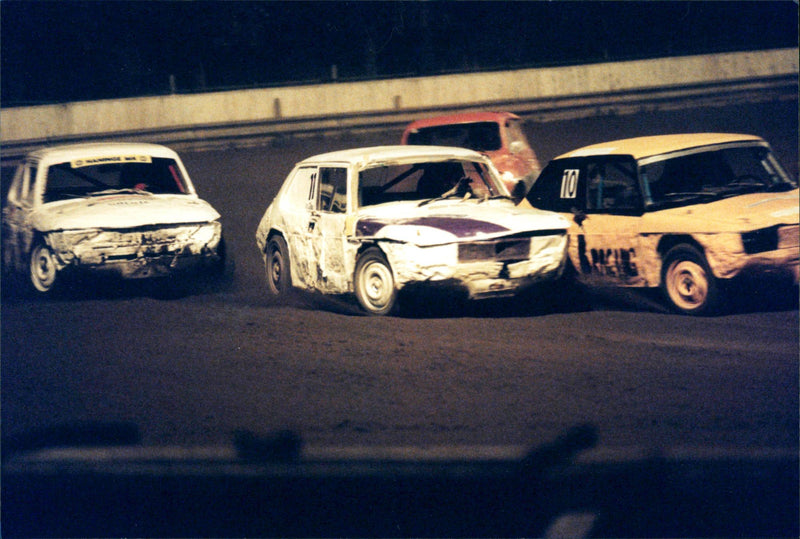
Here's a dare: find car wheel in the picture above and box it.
[265,235,291,296]
[661,244,722,315]
[354,248,397,316]
[29,241,60,294]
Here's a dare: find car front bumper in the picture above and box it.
[700,226,799,283]
[47,222,223,280]
[387,232,568,299]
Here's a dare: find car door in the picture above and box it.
[2,161,38,273]
[570,157,646,286]
[527,157,646,286]
[308,166,349,293]
[276,165,318,290]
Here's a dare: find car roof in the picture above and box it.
[404,111,521,131]
[297,145,490,166]
[26,142,180,164]
[555,133,766,160]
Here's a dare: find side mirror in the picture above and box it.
[571,207,587,227]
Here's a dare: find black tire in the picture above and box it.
[661,244,722,315]
[29,240,60,295]
[354,248,398,316]
[265,235,291,296]
[210,235,228,276]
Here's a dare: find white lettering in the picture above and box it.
[560,169,579,199]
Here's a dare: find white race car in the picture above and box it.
[2,142,226,295]
[255,145,569,315]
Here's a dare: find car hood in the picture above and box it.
[355,199,569,246]
[644,189,799,232]
[32,194,221,231]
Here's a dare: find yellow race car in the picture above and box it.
[525,133,799,315]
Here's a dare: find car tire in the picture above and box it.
[661,244,722,315]
[210,235,228,276]
[29,240,60,295]
[354,248,397,316]
[265,235,291,296]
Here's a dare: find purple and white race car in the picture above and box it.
[256,145,569,315]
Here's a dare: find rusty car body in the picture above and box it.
[2,142,225,294]
[525,133,799,315]
[255,145,569,315]
[401,112,541,195]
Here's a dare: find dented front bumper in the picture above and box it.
[385,232,568,299]
[698,225,799,283]
[46,222,223,279]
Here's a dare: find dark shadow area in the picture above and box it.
[723,273,799,314]
[2,421,797,538]
[3,1,797,105]
[1,266,237,304]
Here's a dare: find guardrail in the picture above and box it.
[1,48,797,163]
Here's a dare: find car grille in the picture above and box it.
[457,230,566,262]
[741,225,799,254]
[742,226,780,254]
[458,231,567,263]
[64,222,220,262]
[459,238,530,262]
[97,224,213,248]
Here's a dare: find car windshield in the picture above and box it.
[641,145,797,208]
[43,157,189,203]
[358,159,506,207]
[406,122,503,152]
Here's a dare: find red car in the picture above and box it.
[401,111,541,196]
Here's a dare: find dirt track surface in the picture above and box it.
[2,101,798,451]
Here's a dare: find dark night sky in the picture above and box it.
[1,1,797,106]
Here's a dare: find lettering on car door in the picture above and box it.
[572,159,644,285]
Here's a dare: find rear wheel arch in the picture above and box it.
[264,229,285,249]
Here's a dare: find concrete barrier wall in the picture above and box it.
[2,48,797,152]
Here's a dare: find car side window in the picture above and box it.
[20,164,38,206]
[283,167,317,210]
[7,165,24,205]
[318,167,347,213]
[585,158,640,213]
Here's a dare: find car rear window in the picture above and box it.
[406,122,502,152]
